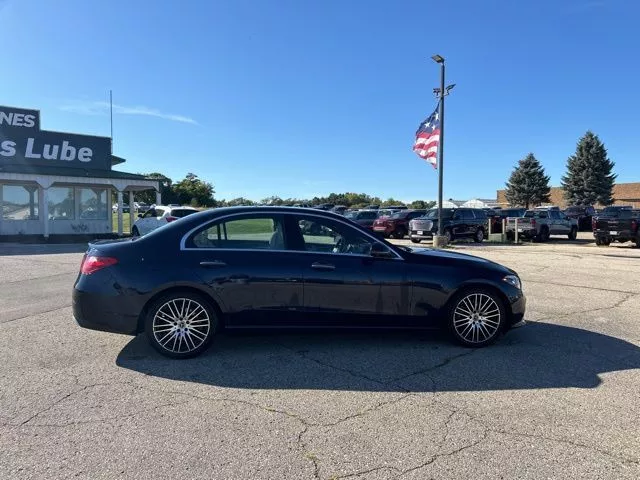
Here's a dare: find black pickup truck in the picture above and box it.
[592,206,640,247]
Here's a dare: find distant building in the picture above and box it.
[462,198,500,209]
[496,182,640,208]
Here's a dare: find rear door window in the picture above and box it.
[187,215,284,250]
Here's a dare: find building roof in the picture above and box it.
[0,163,149,181]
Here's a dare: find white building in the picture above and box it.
[0,105,159,240]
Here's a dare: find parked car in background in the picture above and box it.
[112,203,130,214]
[344,209,379,230]
[592,206,639,247]
[135,202,151,213]
[386,205,408,210]
[376,208,402,219]
[131,206,199,236]
[331,205,348,215]
[506,207,578,242]
[563,205,596,231]
[491,208,526,233]
[409,208,488,243]
[314,203,335,211]
[372,209,426,238]
[73,206,526,358]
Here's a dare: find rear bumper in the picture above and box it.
[73,288,139,335]
[594,230,637,241]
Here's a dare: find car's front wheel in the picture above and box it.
[473,228,485,243]
[448,288,506,347]
[568,227,578,240]
[144,292,218,358]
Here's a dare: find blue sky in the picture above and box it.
[2,0,639,202]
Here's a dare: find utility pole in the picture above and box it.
[431,55,455,244]
[109,90,113,154]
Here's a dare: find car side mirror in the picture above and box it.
[138,213,143,218]
[370,243,395,259]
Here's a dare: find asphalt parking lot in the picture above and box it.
[1,237,639,479]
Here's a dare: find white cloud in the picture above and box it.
[60,101,197,125]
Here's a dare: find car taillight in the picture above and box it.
[632,219,638,232]
[592,217,597,230]
[80,254,118,275]
[166,216,178,222]
[530,219,536,227]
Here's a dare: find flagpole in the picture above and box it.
[437,61,445,238]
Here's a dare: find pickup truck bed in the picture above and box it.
[505,209,578,242]
[593,208,640,247]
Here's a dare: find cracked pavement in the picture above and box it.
[1,241,639,479]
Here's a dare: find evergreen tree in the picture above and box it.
[561,131,616,206]
[504,153,551,208]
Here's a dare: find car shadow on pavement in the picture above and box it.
[116,321,640,393]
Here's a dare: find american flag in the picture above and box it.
[412,104,440,169]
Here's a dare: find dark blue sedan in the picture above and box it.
[73,207,526,358]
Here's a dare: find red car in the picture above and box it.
[373,209,426,238]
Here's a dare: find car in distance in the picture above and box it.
[409,208,489,243]
[506,207,578,242]
[131,205,199,236]
[564,205,596,231]
[593,206,639,247]
[344,209,379,230]
[491,208,526,234]
[73,207,526,358]
[112,203,131,214]
[372,209,427,238]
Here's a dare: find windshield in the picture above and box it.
[421,209,454,219]
[390,212,406,219]
[344,212,357,219]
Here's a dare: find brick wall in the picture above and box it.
[496,182,640,208]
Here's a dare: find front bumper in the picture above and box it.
[410,229,436,240]
[73,288,139,335]
[508,292,526,327]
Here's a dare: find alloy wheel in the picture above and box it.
[152,298,211,354]
[453,293,501,344]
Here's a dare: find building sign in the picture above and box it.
[0,106,112,170]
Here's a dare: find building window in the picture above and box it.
[79,188,108,220]
[1,184,39,220]
[48,187,75,220]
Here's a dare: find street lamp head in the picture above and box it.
[431,54,445,64]
[446,84,456,92]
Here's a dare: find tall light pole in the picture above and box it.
[431,54,454,241]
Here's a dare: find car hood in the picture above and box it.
[407,247,515,274]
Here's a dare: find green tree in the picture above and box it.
[172,173,215,207]
[504,153,551,208]
[409,200,436,209]
[561,131,616,206]
[226,197,256,206]
[381,198,406,207]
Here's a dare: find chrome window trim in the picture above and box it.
[179,210,404,261]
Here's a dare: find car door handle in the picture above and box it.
[200,260,227,267]
[311,262,336,271]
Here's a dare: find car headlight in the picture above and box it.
[503,275,521,290]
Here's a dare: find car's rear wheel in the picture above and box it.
[473,228,485,243]
[393,229,406,239]
[131,226,140,237]
[144,292,218,359]
[568,227,578,240]
[411,238,421,244]
[536,227,549,242]
[448,288,506,347]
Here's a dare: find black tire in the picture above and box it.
[131,226,140,237]
[568,227,577,240]
[536,227,550,242]
[444,228,453,243]
[144,291,218,359]
[411,238,421,244]
[447,287,506,348]
[393,229,406,239]
[602,239,611,246]
[473,228,485,243]
[595,237,603,246]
